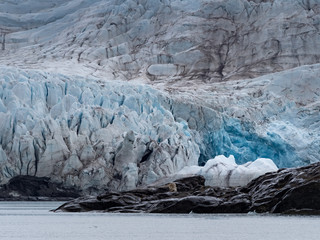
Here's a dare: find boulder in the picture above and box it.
[0,175,81,201]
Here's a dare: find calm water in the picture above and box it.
[0,202,319,240]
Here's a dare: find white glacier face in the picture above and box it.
[0,67,199,192]
[163,64,320,168]
[0,64,319,192]
[0,0,319,191]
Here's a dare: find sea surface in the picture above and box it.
[0,202,319,240]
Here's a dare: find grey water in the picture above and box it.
[0,202,319,240]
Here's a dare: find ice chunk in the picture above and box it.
[178,155,278,187]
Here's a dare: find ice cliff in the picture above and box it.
[163,64,320,168]
[0,64,319,192]
[0,67,199,192]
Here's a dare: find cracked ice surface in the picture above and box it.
[161,64,320,168]
[0,64,319,191]
[1,0,320,82]
[0,0,320,191]
[0,67,199,193]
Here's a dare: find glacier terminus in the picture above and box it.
[0,0,319,197]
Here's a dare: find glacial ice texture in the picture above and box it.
[0,0,320,82]
[0,64,319,192]
[161,64,320,168]
[0,67,199,192]
[0,0,319,191]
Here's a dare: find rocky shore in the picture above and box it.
[55,162,320,214]
[0,175,80,201]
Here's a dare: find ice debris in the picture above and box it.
[177,155,278,187]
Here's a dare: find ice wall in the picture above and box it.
[0,67,199,192]
[162,64,320,168]
[0,64,319,192]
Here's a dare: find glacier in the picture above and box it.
[0,64,319,192]
[0,0,319,192]
[1,0,320,82]
[0,67,200,192]
[162,64,320,168]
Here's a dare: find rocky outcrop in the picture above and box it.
[245,162,320,214]
[55,162,320,214]
[0,175,80,201]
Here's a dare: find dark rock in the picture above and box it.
[272,181,320,213]
[55,163,320,214]
[173,175,205,192]
[0,175,81,201]
[149,196,222,214]
[281,209,320,216]
[247,162,320,213]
